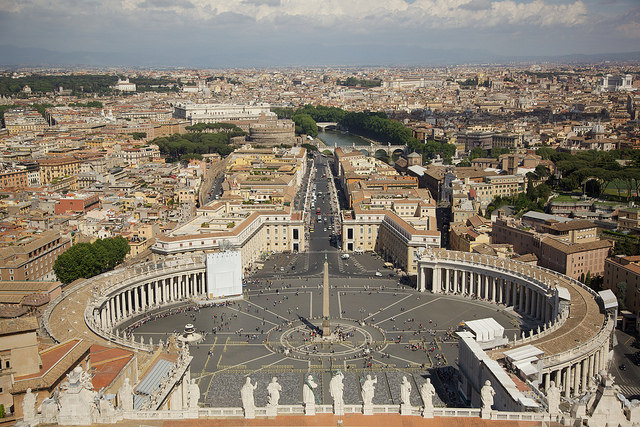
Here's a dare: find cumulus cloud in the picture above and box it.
[3,0,589,29]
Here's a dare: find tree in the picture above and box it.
[616,281,627,309]
[53,237,130,284]
[301,143,319,153]
[292,113,318,137]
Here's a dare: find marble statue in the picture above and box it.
[481,380,495,411]
[97,392,116,422]
[117,378,134,411]
[303,375,318,415]
[400,376,412,405]
[188,378,200,409]
[267,377,282,407]
[420,379,436,411]
[329,371,345,415]
[400,375,413,415]
[22,387,38,423]
[241,377,257,419]
[362,375,377,409]
[39,395,59,425]
[547,381,560,416]
[58,365,98,425]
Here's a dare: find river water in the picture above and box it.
[315,130,369,148]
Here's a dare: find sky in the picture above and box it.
[0,0,639,67]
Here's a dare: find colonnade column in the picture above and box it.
[574,363,581,396]
[126,289,132,315]
[491,276,497,302]
[108,298,114,326]
[453,269,459,293]
[141,284,147,311]
[581,358,588,394]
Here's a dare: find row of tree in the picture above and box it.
[53,237,130,285]
[336,77,382,88]
[151,125,246,162]
[0,74,179,97]
[272,105,456,163]
[536,148,640,200]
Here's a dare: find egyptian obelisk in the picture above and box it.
[322,253,331,337]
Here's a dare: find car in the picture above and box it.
[375,271,382,277]
[291,265,295,270]
[280,267,285,272]
[341,254,350,259]
[324,228,327,232]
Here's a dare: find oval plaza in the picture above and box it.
[38,242,623,425]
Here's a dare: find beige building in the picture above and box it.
[37,157,81,185]
[604,256,640,323]
[449,216,492,253]
[469,174,526,209]
[0,231,71,282]
[0,317,40,414]
[153,202,306,272]
[492,214,612,279]
[337,152,441,274]
[3,109,48,135]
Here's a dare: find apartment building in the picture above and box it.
[491,133,524,150]
[54,193,101,215]
[337,148,440,274]
[37,157,81,185]
[604,256,640,320]
[0,168,28,189]
[0,231,71,282]
[469,174,526,209]
[449,216,492,253]
[492,214,612,279]
[3,109,48,135]
[617,207,640,232]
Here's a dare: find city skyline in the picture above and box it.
[1,0,639,67]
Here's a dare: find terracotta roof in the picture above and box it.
[89,344,135,390]
[541,237,613,254]
[12,338,92,393]
[545,219,595,232]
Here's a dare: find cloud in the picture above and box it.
[2,0,589,28]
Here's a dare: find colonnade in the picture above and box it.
[540,341,610,398]
[419,265,556,325]
[417,251,613,400]
[96,271,206,330]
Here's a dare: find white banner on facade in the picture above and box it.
[206,251,242,298]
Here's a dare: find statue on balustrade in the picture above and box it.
[241,377,257,419]
[481,380,495,411]
[420,378,436,411]
[330,371,344,415]
[547,381,561,416]
[267,377,282,407]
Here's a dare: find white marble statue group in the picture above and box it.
[240,372,440,418]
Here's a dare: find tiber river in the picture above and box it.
[314,130,370,149]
